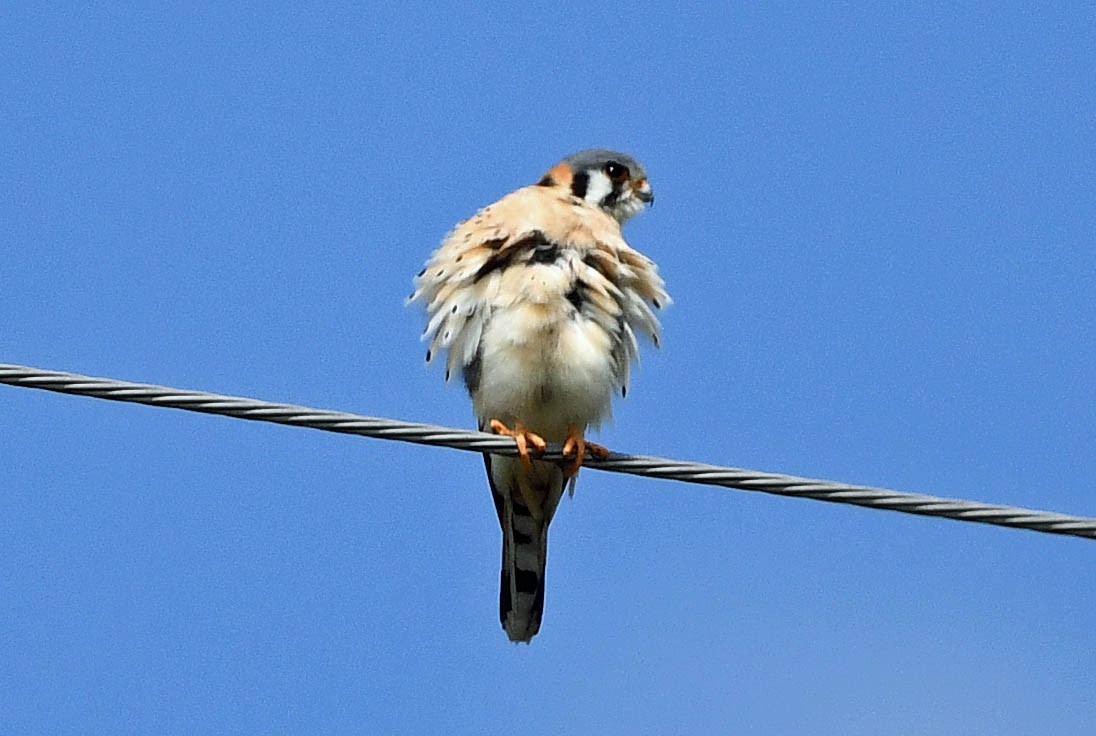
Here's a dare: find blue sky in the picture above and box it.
[2,3,1094,733]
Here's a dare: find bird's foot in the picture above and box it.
[561,426,610,479]
[489,419,547,466]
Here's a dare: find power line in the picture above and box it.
[2,362,1093,541]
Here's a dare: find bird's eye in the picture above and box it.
[603,161,629,181]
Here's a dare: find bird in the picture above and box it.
[409,149,669,642]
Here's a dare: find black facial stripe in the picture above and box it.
[570,171,589,199]
[536,174,555,187]
[601,179,626,208]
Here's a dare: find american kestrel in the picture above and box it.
[410,149,669,642]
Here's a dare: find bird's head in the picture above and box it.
[537,148,653,222]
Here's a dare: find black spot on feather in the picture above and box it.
[463,352,481,395]
[583,252,612,280]
[514,568,539,594]
[499,570,513,625]
[565,281,588,312]
[473,231,560,282]
[528,241,559,264]
[473,248,520,282]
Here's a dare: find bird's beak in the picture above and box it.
[633,178,654,206]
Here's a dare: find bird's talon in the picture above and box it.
[527,432,547,455]
[562,436,577,458]
[561,426,609,479]
[586,441,610,460]
[489,419,546,465]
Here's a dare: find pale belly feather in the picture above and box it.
[473,299,616,441]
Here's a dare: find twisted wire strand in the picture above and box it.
[2,362,1093,541]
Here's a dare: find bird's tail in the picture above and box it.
[483,453,565,642]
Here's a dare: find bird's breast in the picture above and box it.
[472,266,617,439]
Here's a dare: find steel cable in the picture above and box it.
[2,362,1093,541]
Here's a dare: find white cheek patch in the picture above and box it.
[616,195,644,220]
[583,171,614,207]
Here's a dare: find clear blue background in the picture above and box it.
[2,3,1093,734]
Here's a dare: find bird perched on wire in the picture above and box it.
[409,149,669,642]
